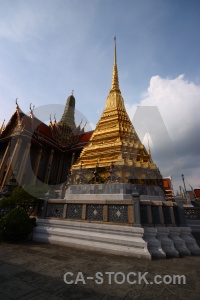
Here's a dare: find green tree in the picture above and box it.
[0,207,36,241]
[0,185,46,216]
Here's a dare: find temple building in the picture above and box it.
[0,38,167,197]
[0,95,92,195]
[70,38,162,185]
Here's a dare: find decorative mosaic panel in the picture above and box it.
[184,208,200,220]
[66,204,82,219]
[163,206,172,225]
[151,206,161,225]
[47,204,64,218]
[86,204,103,221]
[140,205,148,225]
[108,205,128,223]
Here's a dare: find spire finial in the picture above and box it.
[114,36,117,65]
[110,37,121,94]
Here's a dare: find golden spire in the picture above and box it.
[114,36,117,65]
[71,38,162,183]
[110,37,121,94]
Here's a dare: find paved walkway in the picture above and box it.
[0,240,200,299]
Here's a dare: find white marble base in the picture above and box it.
[33,219,151,259]
[33,219,200,259]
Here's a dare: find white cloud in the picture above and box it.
[139,74,200,140]
[125,74,200,191]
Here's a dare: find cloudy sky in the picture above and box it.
[0,0,199,193]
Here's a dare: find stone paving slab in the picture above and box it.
[0,240,200,299]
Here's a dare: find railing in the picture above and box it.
[140,200,181,226]
[0,201,43,219]
[45,199,135,225]
[184,207,200,247]
[184,207,200,220]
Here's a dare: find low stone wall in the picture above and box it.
[184,207,200,247]
[33,194,200,259]
[45,199,135,225]
[140,200,185,227]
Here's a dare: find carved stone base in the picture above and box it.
[33,221,200,260]
[180,227,200,255]
[156,227,179,258]
[143,227,166,259]
[168,227,191,257]
[33,219,151,259]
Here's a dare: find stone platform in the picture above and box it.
[33,183,200,260]
[65,183,165,201]
[33,219,200,260]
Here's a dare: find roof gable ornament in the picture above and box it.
[30,103,35,119]
[15,98,23,132]
[16,98,19,109]
[0,119,5,135]
[49,114,53,127]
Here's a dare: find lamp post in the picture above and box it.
[181,174,188,204]
[179,186,183,197]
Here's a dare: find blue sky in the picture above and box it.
[0,0,200,192]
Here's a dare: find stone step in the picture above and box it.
[35,226,146,249]
[33,219,151,259]
[34,232,151,259]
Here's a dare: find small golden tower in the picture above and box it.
[71,38,162,184]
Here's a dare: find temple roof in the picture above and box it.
[0,103,91,151]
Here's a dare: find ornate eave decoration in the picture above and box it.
[49,114,85,149]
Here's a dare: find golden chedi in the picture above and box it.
[71,38,162,184]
